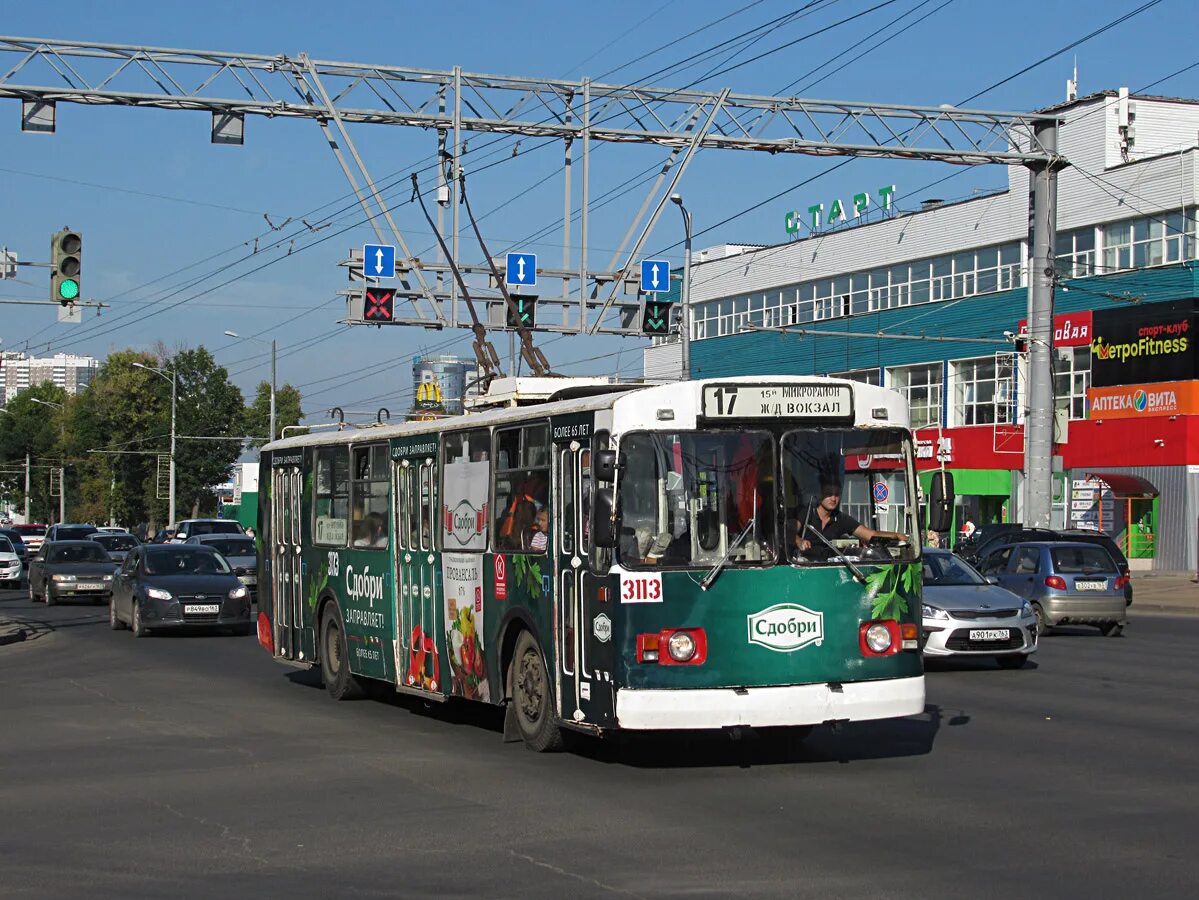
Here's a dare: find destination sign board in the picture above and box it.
[701,383,853,421]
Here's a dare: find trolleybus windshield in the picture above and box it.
[782,427,918,566]
[618,431,777,569]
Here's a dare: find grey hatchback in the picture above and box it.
[977,541,1128,636]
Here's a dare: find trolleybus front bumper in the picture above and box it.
[614,675,925,730]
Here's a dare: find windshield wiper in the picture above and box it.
[700,516,756,592]
[803,522,868,584]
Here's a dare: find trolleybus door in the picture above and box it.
[556,442,612,723]
[393,458,441,694]
[272,465,304,660]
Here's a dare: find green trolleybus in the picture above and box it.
[256,376,931,751]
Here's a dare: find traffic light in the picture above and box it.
[50,227,82,305]
[364,287,395,322]
[641,300,674,336]
[506,295,537,329]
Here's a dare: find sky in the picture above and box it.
[1,0,1196,425]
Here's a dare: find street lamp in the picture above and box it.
[670,193,693,381]
[133,362,177,527]
[30,397,66,524]
[225,330,276,442]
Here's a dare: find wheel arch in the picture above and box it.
[496,607,545,702]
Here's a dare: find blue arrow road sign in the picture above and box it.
[640,259,670,293]
[363,244,396,279]
[506,252,537,287]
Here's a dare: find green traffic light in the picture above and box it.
[58,278,80,301]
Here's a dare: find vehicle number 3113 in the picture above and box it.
[620,572,663,603]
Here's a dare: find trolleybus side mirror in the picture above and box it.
[927,471,955,534]
[593,450,623,484]
[592,488,616,548]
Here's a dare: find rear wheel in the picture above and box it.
[996,654,1028,669]
[1033,603,1049,636]
[510,631,563,752]
[1098,622,1124,637]
[320,605,366,701]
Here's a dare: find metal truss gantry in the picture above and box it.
[0,36,1063,335]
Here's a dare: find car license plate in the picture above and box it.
[969,629,1010,641]
[1075,580,1107,591]
[76,582,105,591]
[185,604,221,615]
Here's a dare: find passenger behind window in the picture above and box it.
[353,512,388,548]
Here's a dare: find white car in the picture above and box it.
[0,535,23,588]
[920,549,1038,669]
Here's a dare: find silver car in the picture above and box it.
[921,549,1038,669]
[185,534,257,604]
[978,541,1127,637]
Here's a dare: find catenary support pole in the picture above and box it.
[1024,119,1064,528]
[24,451,30,520]
[269,339,277,444]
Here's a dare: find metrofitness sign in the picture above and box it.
[1089,299,1197,387]
[785,184,896,235]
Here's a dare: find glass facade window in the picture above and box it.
[688,241,1021,342]
[951,357,1013,427]
[888,363,943,429]
[1053,346,1091,420]
[1056,227,1097,277]
[829,368,881,386]
[1102,210,1196,273]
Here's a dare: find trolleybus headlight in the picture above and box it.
[865,623,893,653]
[667,630,696,662]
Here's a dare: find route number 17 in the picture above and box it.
[709,386,738,416]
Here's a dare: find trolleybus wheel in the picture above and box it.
[510,631,563,752]
[320,604,366,701]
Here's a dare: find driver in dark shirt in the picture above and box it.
[794,480,907,557]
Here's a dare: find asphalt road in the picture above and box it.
[1,589,1195,900]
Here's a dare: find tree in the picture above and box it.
[243,381,304,447]
[0,383,68,522]
[170,347,245,518]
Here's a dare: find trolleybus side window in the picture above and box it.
[559,448,575,556]
[494,423,550,554]
[618,430,776,569]
[441,430,490,552]
[314,446,350,547]
[419,463,434,551]
[351,444,390,549]
[584,431,612,573]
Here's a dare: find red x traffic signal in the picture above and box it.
[365,287,395,322]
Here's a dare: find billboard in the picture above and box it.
[1088,380,1199,419]
[1089,298,1196,387]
